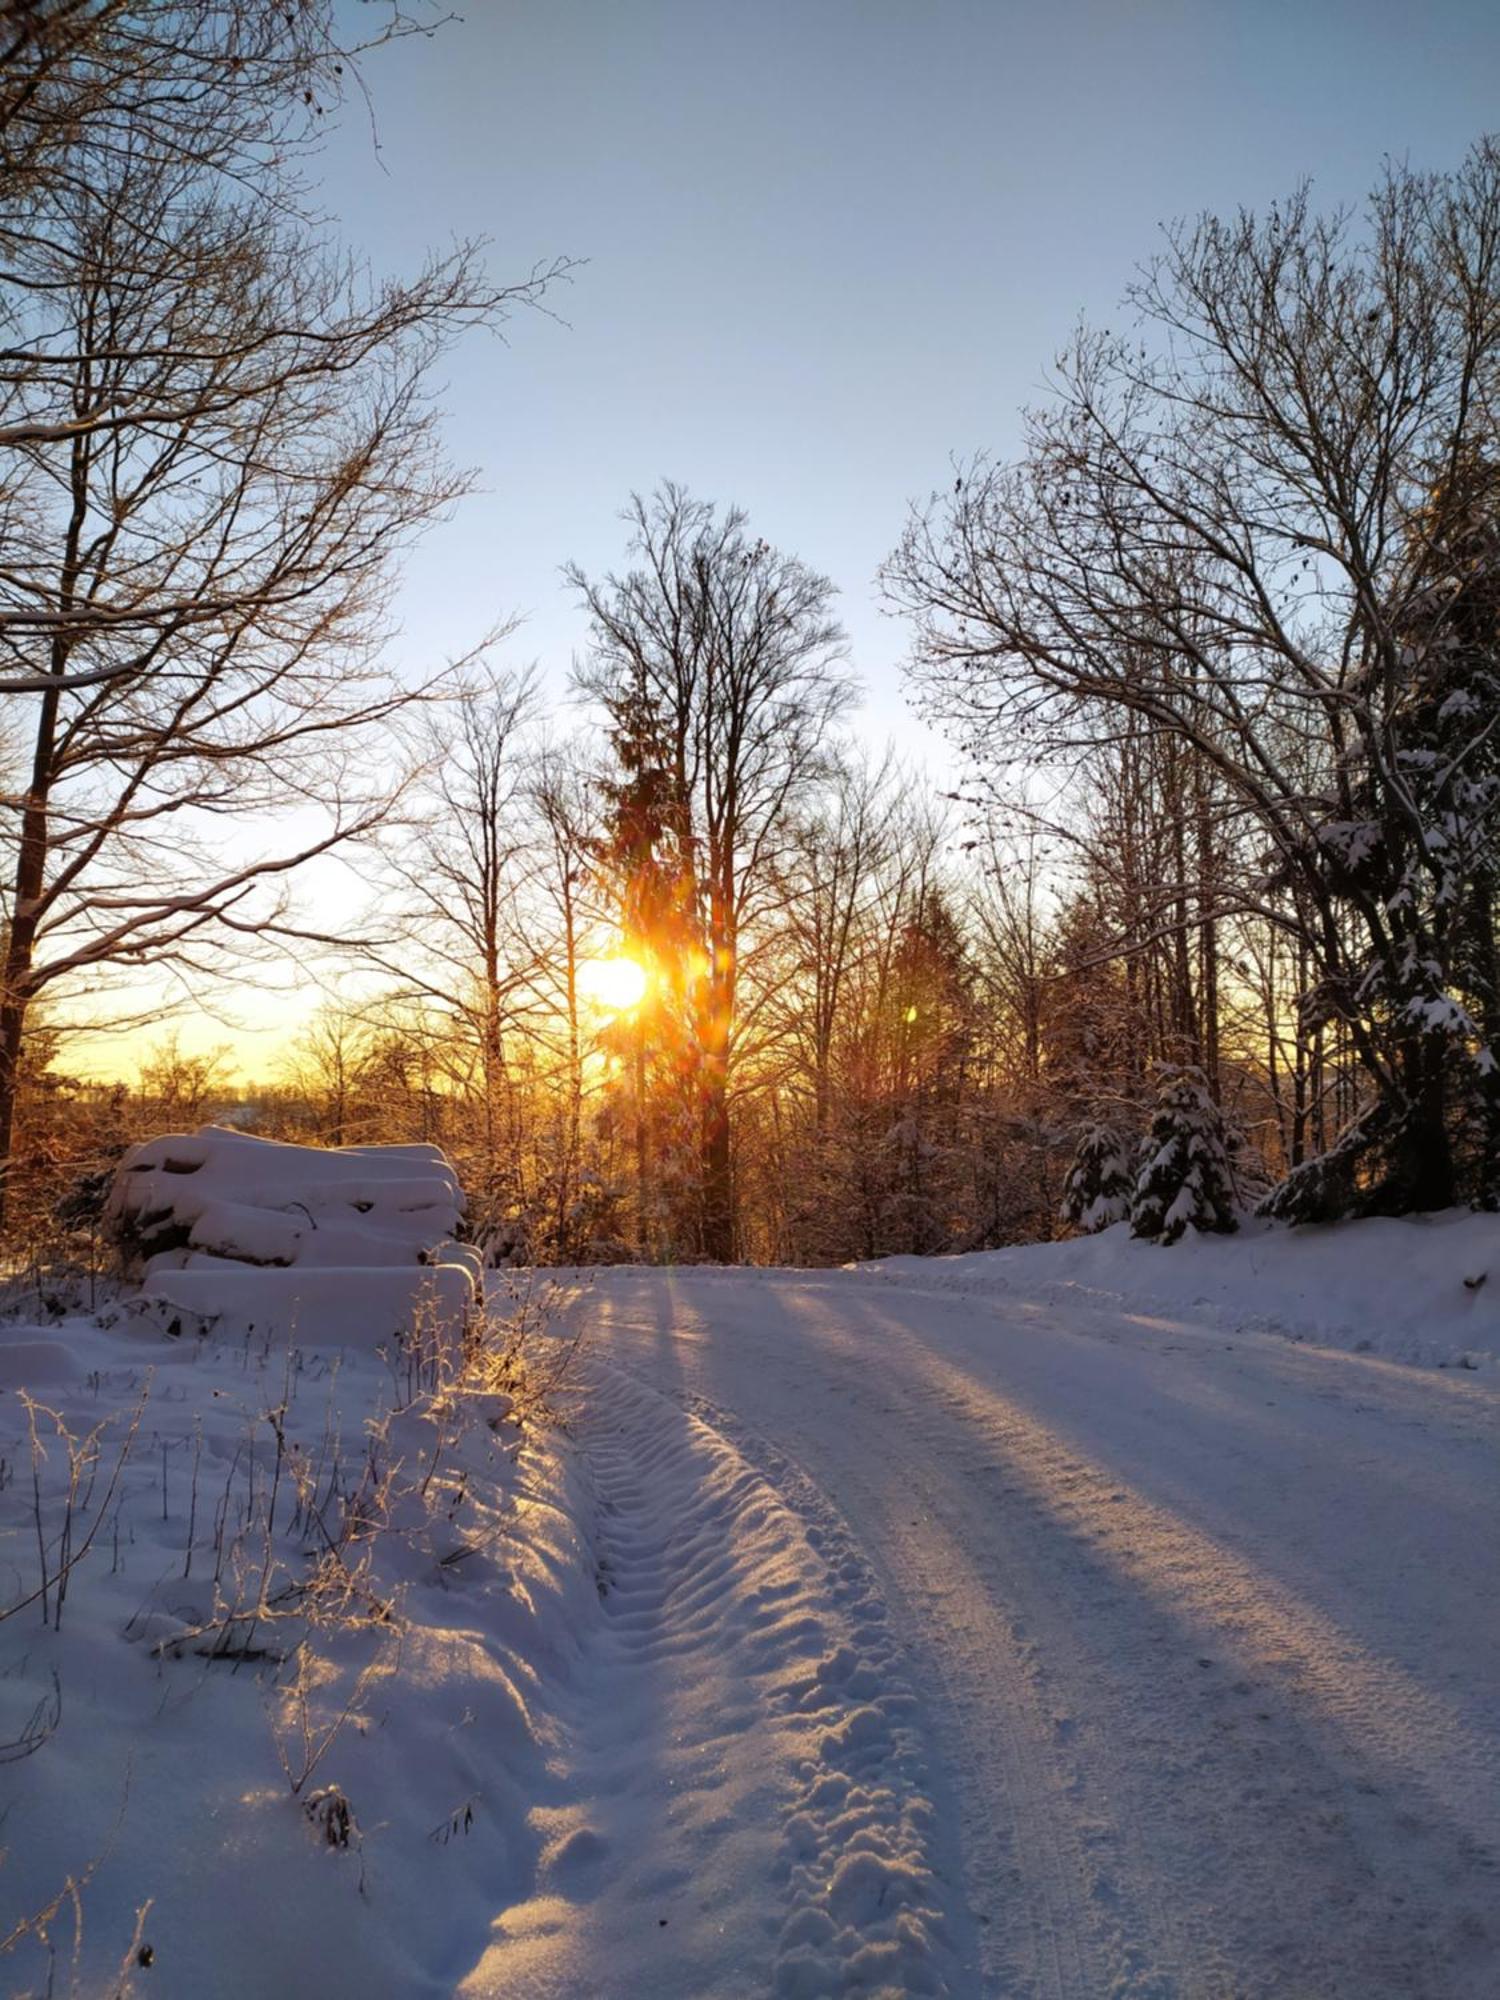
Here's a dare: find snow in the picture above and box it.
[3,1133,542,1995]
[134,1261,478,1353]
[0,1288,595,1997]
[857,1205,1500,1373]
[1404,992,1478,1036]
[1317,818,1382,868]
[575,1248,1500,1997]
[106,1127,466,1271]
[4,1198,1498,1997]
[2,1134,955,1997]
[106,1126,477,1350]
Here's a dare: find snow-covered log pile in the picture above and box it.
[105,1126,478,1349]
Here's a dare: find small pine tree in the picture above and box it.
[1061,1123,1132,1234]
[1129,1066,1238,1244]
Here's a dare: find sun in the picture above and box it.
[577,954,648,1013]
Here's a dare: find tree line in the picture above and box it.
[3,7,1497,1267]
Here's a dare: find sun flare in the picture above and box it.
[577,954,649,1013]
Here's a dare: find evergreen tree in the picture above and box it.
[1061,1123,1132,1233]
[589,667,701,1256]
[1043,896,1141,1113]
[876,890,977,1254]
[1267,452,1500,1222]
[1382,453,1500,1210]
[1129,1066,1238,1244]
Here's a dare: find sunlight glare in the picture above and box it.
[578,954,648,1013]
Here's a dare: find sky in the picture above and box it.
[83,0,1500,1078]
[316,0,1500,741]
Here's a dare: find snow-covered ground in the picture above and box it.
[4,1206,1498,1997]
[0,1293,597,1997]
[860,1206,1500,1375]
[552,1214,1499,1998]
[0,1131,600,1997]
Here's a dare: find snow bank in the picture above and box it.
[106,1126,476,1351]
[860,1207,1500,1372]
[0,1286,603,1998]
[0,1134,606,1988]
[134,1260,478,1352]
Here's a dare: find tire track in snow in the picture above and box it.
[460,1351,954,1998]
[676,1314,1162,2000]
[583,1267,1500,2000]
[661,1383,1006,1993]
[781,1285,1500,1999]
[594,1280,1143,1999]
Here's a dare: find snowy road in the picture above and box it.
[529,1264,1500,2000]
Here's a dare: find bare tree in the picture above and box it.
[371,664,542,1213]
[968,830,1054,1091]
[277,1002,375,1147]
[526,741,608,1249]
[776,750,903,1138]
[888,140,1500,1216]
[1,3,340,232]
[0,13,564,1226]
[0,7,511,693]
[136,1030,233,1127]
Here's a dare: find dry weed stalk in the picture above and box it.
[3,1383,150,1630]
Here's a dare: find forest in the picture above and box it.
[3,8,1498,1274]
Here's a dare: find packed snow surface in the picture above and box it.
[3,1207,1497,1997]
[557,1213,1499,1997]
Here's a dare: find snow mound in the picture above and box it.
[859,1207,1500,1373]
[106,1126,475,1350]
[132,1260,479,1353]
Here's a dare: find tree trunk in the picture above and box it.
[1380,1035,1456,1214]
[0,981,29,1236]
[0,691,62,1234]
[634,1021,649,1257]
[558,879,582,1253]
[698,909,734,1260]
[1470,877,1500,1210]
[699,1029,733,1261]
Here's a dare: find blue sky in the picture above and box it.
[320,0,1500,756]
[80,1,1500,1076]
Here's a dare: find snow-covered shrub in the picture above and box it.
[1129,1066,1238,1245]
[1060,1123,1132,1234]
